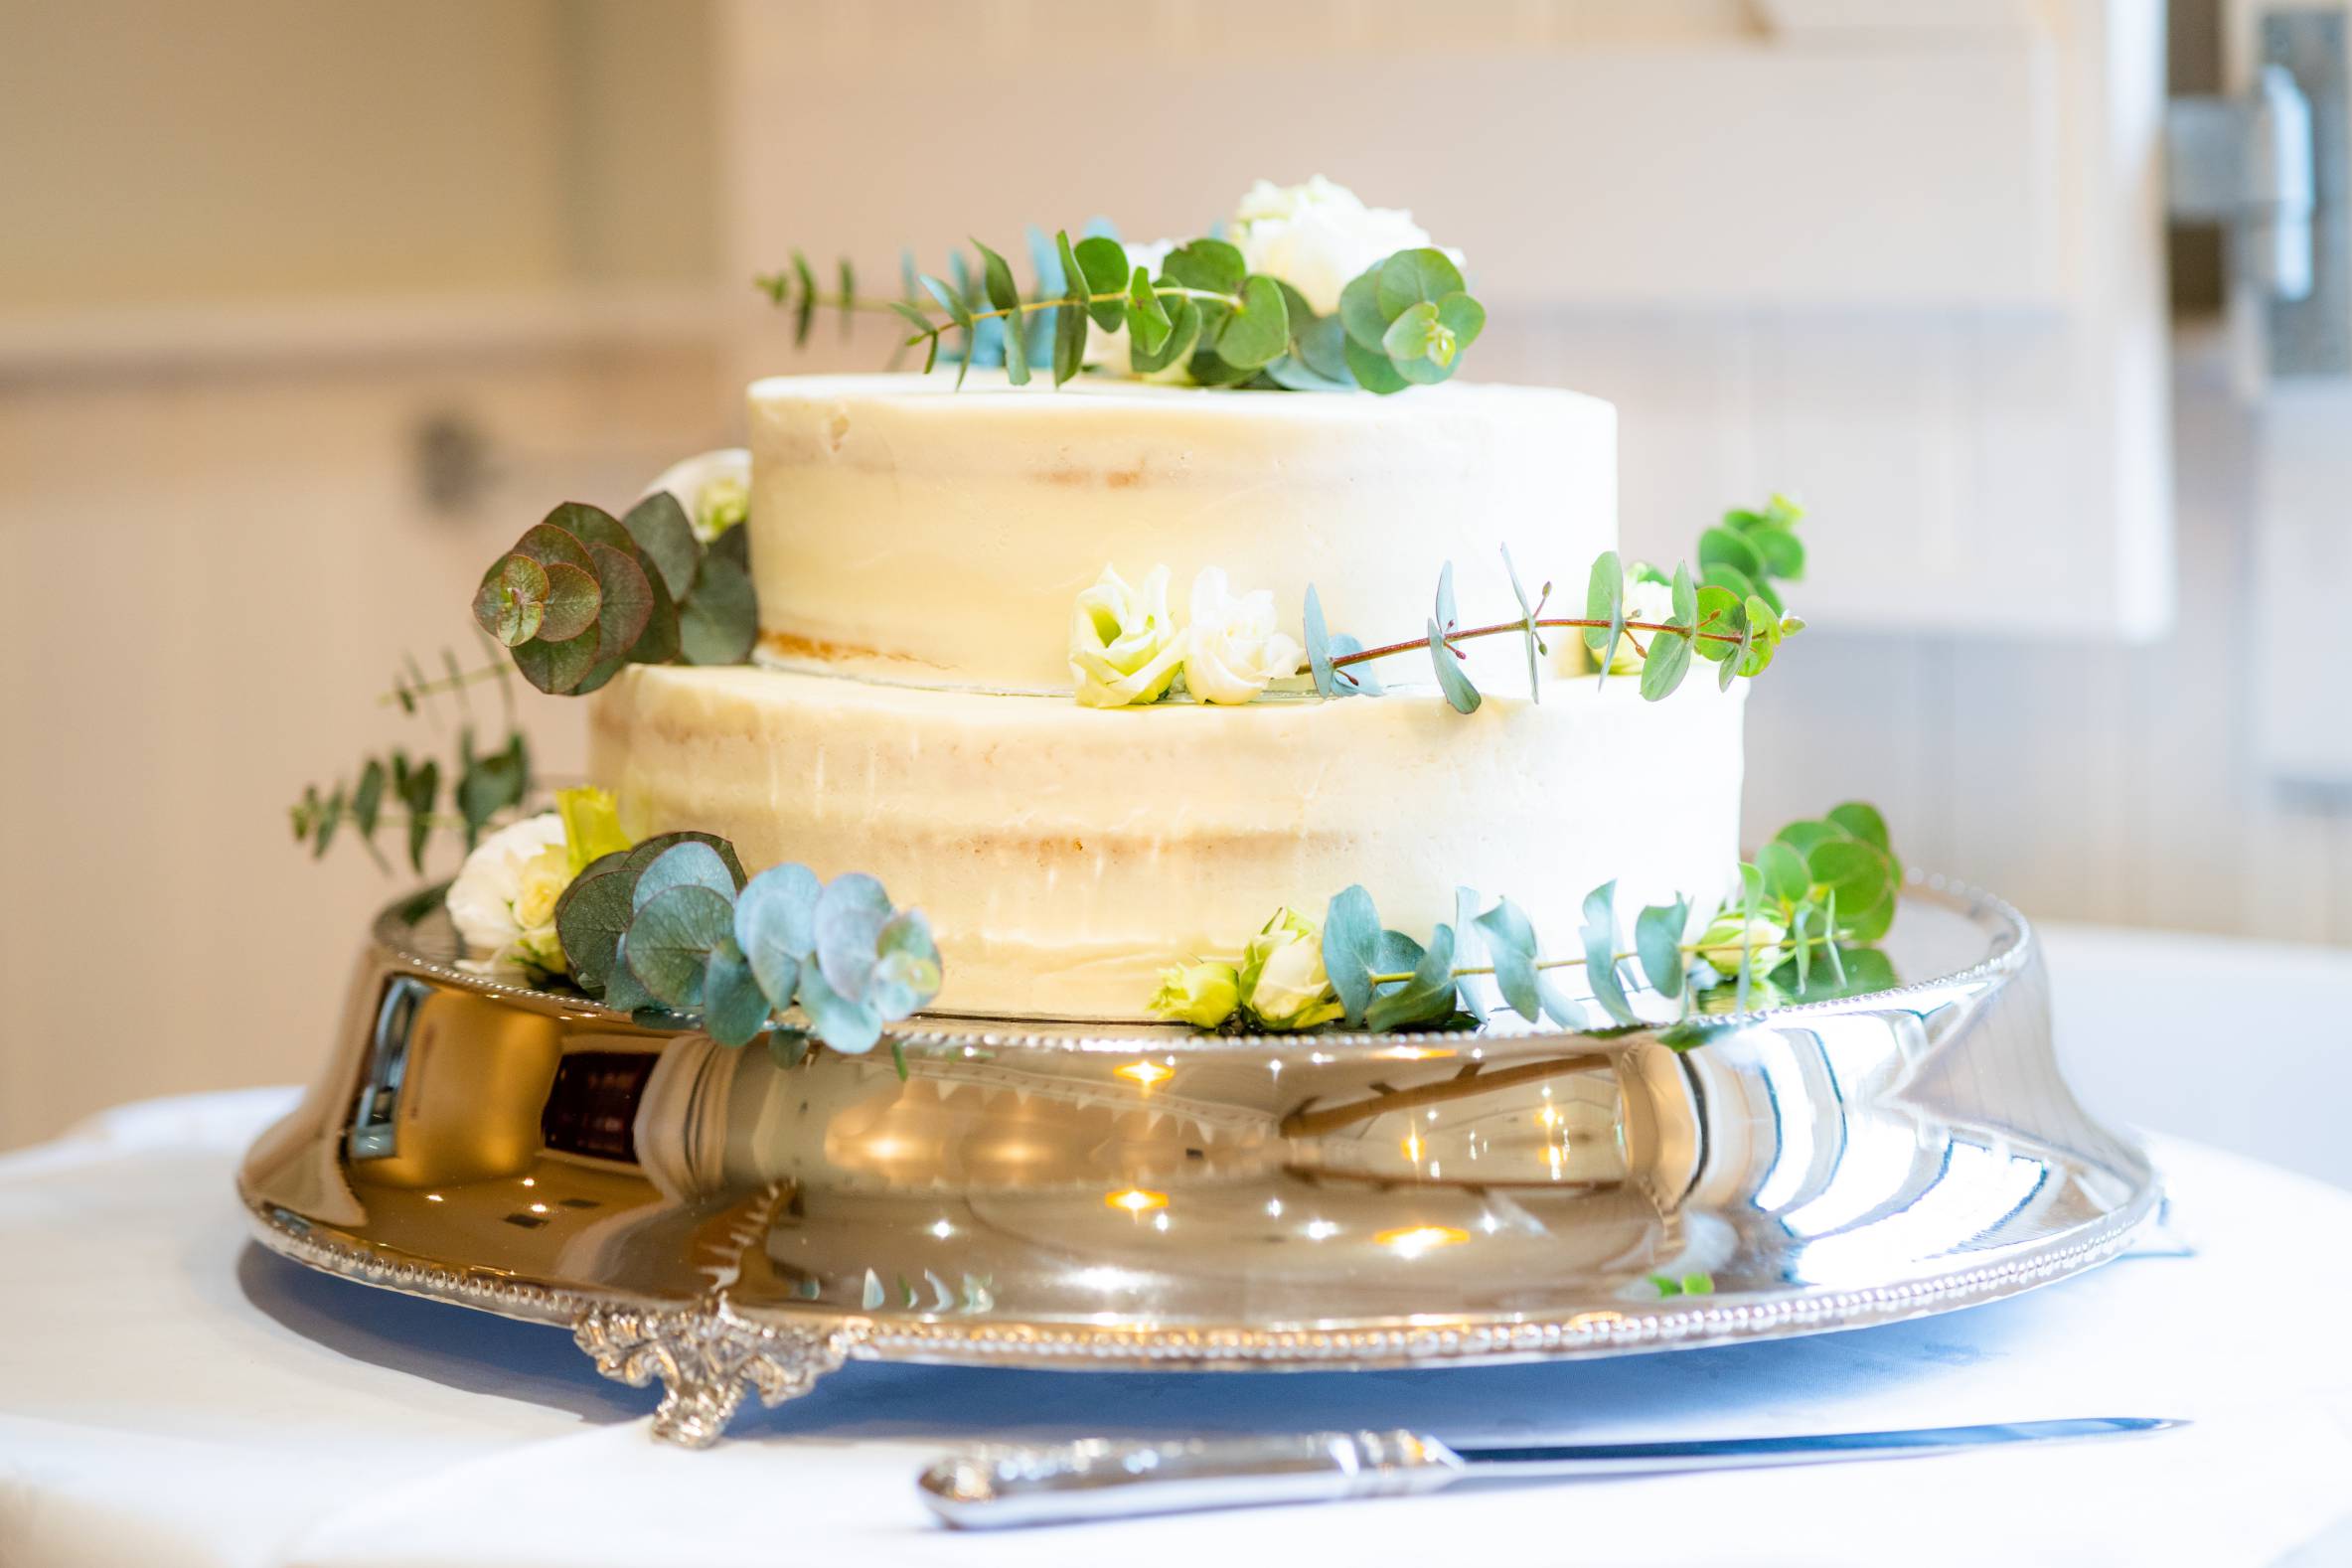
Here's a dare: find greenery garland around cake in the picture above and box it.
[756,177,1489,394]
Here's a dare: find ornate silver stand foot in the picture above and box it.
[574,1298,866,1447]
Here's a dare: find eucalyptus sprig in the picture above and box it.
[757,232,1484,395]
[553,834,942,1061]
[1153,803,1904,1041]
[291,645,534,871]
[471,493,756,698]
[1306,496,1810,712]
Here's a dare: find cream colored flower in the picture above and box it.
[447,813,573,978]
[1240,907,1344,1030]
[1229,176,1462,315]
[642,449,752,543]
[1695,914,1790,984]
[1182,567,1302,706]
[1070,564,1186,707]
[1149,960,1242,1028]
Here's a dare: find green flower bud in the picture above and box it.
[1149,960,1242,1029]
[1694,914,1789,983]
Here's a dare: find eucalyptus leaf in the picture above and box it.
[1072,235,1129,329]
[511,522,598,577]
[865,909,943,1020]
[626,883,735,1009]
[1449,887,1490,1023]
[1826,802,1898,875]
[1342,337,1410,395]
[1161,238,1244,298]
[1585,549,1625,674]
[535,561,601,644]
[797,967,882,1054]
[1336,268,1391,352]
[1373,248,1468,318]
[679,552,757,666]
[1321,884,1381,1024]
[735,862,823,1000]
[1757,841,1811,903]
[1473,897,1543,1023]
[621,491,699,601]
[1428,617,1482,713]
[1635,898,1689,999]
[553,850,637,995]
[512,627,598,695]
[813,871,893,1003]
[1294,312,1351,384]
[1364,922,1459,1030]
[624,831,746,888]
[1129,295,1197,376]
[602,930,654,1013]
[701,934,773,1048]
[570,542,656,696]
[1691,584,1745,664]
[1304,584,1340,699]
[1215,275,1290,370]
[1327,633,1380,695]
[474,554,549,647]
[1639,631,1692,701]
[632,841,737,914]
[1580,880,1640,1025]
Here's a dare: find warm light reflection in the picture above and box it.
[1116,1060,1174,1089]
[529,1202,549,1214]
[1375,1224,1471,1257]
[1304,1219,1339,1240]
[520,1177,536,1186]
[1379,1045,1454,1061]
[1105,1187,1169,1214]
[424,1192,444,1202]
[929,1219,955,1239]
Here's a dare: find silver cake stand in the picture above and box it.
[239,877,2156,1447]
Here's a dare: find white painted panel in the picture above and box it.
[716,0,2173,642]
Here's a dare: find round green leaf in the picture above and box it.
[1072,235,1129,329]
[632,841,737,914]
[1215,274,1290,370]
[1435,291,1485,356]
[544,502,633,555]
[512,626,599,694]
[1321,884,1382,1024]
[512,522,596,577]
[1380,300,1441,364]
[814,872,892,1003]
[1337,268,1392,352]
[621,490,698,600]
[568,542,656,696]
[536,560,602,644]
[1128,295,1198,376]
[1699,526,1765,583]
[736,862,823,1002]
[1342,336,1410,394]
[625,883,734,1009]
[678,552,757,666]
[1757,841,1810,903]
[624,831,745,887]
[1751,527,1805,579]
[1691,584,1746,663]
[1160,238,1244,298]
[700,934,774,1048]
[796,967,882,1054]
[553,850,637,995]
[865,909,942,1020]
[1373,248,1468,319]
[474,554,549,647]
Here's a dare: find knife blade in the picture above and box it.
[917,1417,2184,1529]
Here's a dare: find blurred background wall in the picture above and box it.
[2,0,2348,1153]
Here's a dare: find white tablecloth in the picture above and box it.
[3,1088,2349,1568]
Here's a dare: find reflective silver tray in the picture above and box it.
[240,878,2155,1447]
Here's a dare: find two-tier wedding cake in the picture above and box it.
[590,373,1745,1019]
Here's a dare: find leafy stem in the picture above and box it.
[1333,612,1741,673]
[1362,925,1857,988]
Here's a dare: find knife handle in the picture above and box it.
[916,1430,1465,1529]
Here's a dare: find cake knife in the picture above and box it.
[917,1417,2183,1529]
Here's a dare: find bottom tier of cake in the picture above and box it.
[589,665,1747,1019]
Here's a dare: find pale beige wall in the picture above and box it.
[0,0,716,308]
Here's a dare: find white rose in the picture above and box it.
[642,448,751,543]
[1240,907,1344,1030]
[1070,564,1185,707]
[1181,567,1303,706]
[1084,237,1180,381]
[1606,570,1681,674]
[1229,176,1463,316]
[447,813,574,977]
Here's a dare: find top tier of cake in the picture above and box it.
[746,374,1616,691]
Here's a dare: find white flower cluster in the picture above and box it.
[1086,177,1459,377]
[1069,564,1304,707]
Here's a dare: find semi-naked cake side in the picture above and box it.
[589,373,1747,1020]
